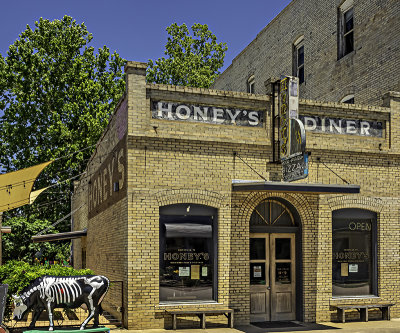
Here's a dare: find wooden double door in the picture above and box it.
[250,233,296,322]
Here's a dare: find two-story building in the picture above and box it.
[72,61,400,329]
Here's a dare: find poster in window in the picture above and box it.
[341,263,349,277]
[202,266,208,277]
[349,264,358,273]
[191,265,200,279]
[179,267,190,277]
[253,265,262,278]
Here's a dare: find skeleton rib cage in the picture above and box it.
[14,275,109,330]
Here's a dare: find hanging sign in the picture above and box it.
[279,75,308,182]
[279,76,305,160]
[282,152,309,182]
[279,77,290,160]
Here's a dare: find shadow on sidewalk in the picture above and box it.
[236,321,339,332]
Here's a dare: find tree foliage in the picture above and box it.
[146,23,227,88]
[2,216,70,263]
[0,260,92,321]
[0,16,125,230]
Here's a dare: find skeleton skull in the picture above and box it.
[12,295,27,320]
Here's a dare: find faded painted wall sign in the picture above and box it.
[88,136,127,219]
[116,98,128,140]
[151,101,264,127]
[299,115,383,137]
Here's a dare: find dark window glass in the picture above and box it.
[340,7,354,57]
[276,263,291,284]
[332,212,376,297]
[343,97,354,104]
[250,238,266,260]
[345,31,354,54]
[160,214,215,302]
[247,79,255,94]
[338,6,354,59]
[344,8,354,33]
[295,45,304,84]
[275,238,291,260]
[298,67,304,84]
[297,46,304,66]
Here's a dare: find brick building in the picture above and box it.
[212,0,400,107]
[72,62,400,329]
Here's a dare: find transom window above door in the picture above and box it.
[250,199,296,227]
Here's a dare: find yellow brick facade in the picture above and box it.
[72,61,400,329]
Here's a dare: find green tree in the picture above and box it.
[0,16,125,229]
[2,216,70,263]
[146,23,227,88]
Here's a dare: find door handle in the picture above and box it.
[267,286,271,290]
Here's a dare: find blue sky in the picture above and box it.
[0,0,291,72]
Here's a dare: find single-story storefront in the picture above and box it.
[71,61,400,329]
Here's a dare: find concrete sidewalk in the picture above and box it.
[109,318,400,333]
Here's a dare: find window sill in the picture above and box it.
[337,50,355,63]
[331,295,380,300]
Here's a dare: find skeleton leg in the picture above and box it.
[47,302,54,331]
[80,298,95,330]
[29,307,43,329]
[93,305,102,328]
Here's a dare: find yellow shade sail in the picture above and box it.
[29,187,50,204]
[0,161,53,212]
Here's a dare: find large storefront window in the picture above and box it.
[332,209,377,297]
[159,204,217,302]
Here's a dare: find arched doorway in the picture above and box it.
[249,198,302,322]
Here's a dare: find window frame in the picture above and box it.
[338,0,354,59]
[332,208,378,298]
[293,36,305,84]
[247,75,255,94]
[340,94,355,104]
[159,203,218,304]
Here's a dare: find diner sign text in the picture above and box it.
[299,115,383,137]
[152,101,264,127]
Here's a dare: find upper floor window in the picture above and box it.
[338,0,354,59]
[293,36,304,84]
[247,75,255,94]
[340,94,355,104]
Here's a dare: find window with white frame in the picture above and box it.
[338,0,354,59]
[247,75,255,94]
[293,36,304,84]
[340,94,355,104]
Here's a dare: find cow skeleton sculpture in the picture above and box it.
[13,275,109,331]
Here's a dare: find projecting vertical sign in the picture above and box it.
[279,77,290,160]
[279,76,308,182]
